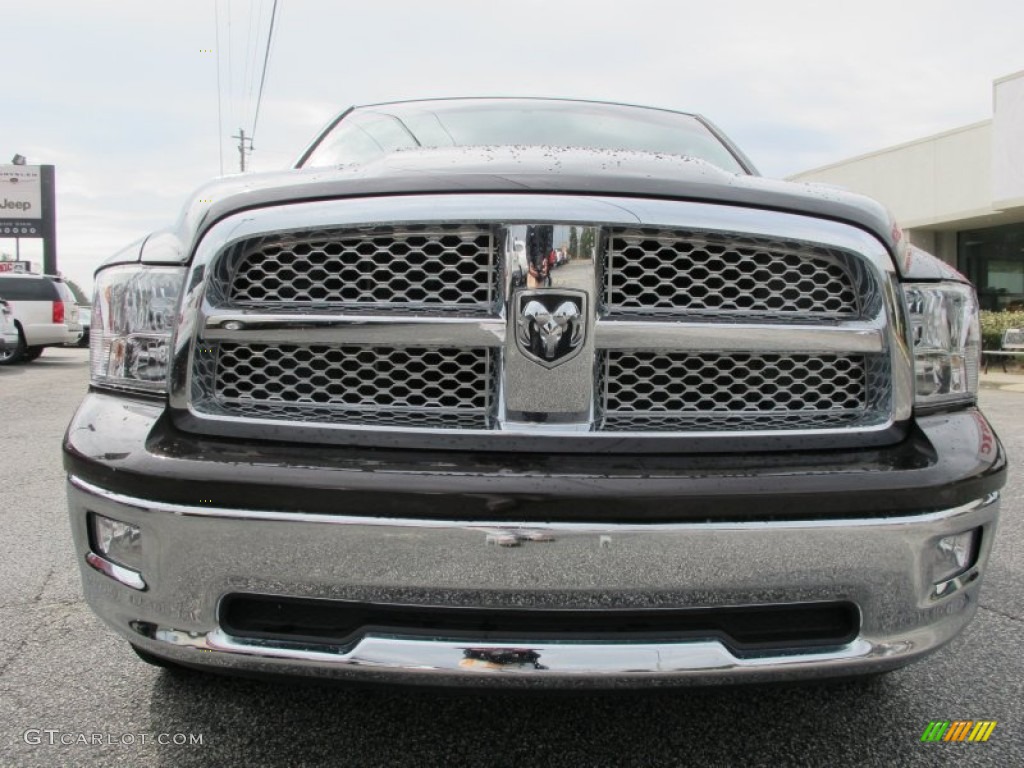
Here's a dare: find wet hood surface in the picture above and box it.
[164,146,903,258]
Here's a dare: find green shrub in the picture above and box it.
[979,310,1024,350]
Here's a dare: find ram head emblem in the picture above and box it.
[515,292,586,368]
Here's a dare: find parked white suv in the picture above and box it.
[0,274,82,364]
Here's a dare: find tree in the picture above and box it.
[63,277,89,304]
[579,228,596,262]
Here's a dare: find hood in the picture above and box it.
[135,146,908,268]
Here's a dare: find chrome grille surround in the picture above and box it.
[170,194,912,453]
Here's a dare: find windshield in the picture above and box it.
[300,99,747,173]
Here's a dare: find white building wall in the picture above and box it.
[791,122,993,230]
[993,70,1024,209]
[790,70,1024,272]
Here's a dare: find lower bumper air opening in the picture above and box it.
[219,594,860,654]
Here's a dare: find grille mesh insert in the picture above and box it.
[211,343,494,428]
[224,226,495,313]
[604,228,860,317]
[600,351,873,432]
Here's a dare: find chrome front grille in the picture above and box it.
[219,225,496,314]
[201,343,496,429]
[178,195,908,450]
[603,228,861,318]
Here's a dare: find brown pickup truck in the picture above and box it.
[64,98,1005,687]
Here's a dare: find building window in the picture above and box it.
[958,222,1024,311]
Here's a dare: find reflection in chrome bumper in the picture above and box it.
[67,476,1000,687]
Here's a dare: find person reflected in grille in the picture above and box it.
[527,225,554,288]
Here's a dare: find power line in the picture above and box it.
[244,0,266,127]
[226,0,233,142]
[214,0,224,174]
[250,0,279,144]
[241,0,256,114]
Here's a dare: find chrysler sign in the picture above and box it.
[0,165,42,219]
[0,163,56,274]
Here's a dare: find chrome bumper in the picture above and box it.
[67,476,1000,687]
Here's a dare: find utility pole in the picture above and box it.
[232,128,253,172]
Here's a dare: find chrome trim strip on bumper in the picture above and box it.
[68,475,997,530]
[160,627,879,680]
[85,551,147,591]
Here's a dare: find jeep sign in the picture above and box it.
[0,166,42,219]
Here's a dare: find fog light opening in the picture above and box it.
[88,512,146,589]
[931,528,981,586]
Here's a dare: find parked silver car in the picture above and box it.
[73,304,91,348]
[0,296,18,354]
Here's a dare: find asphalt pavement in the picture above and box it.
[1,347,1021,767]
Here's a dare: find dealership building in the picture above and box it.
[791,69,1024,311]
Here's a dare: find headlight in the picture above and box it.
[90,265,185,394]
[903,282,980,407]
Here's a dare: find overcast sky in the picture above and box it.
[5,0,1024,292]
